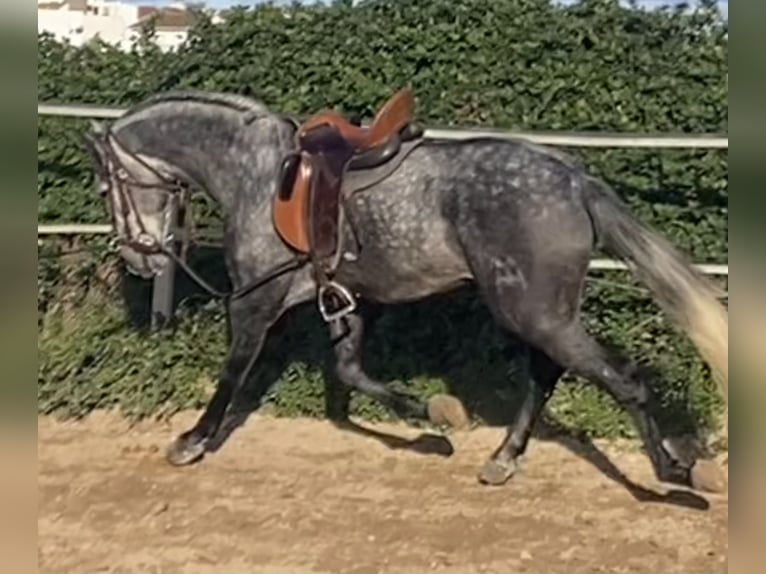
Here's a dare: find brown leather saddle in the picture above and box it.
[273,88,424,321]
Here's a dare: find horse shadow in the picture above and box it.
[119,245,709,510]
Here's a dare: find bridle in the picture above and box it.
[99,129,191,258]
[97,128,308,302]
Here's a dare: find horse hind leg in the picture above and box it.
[513,255,705,484]
[460,222,697,487]
[453,204,589,484]
[520,319,698,486]
[478,345,563,485]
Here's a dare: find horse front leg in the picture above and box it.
[166,286,287,466]
[324,375,352,424]
[329,312,469,428]
[323,307,382,423]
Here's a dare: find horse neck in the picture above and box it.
[116,108,291,213]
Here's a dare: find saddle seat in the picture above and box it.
[297,87,415,152]
[273,88,422,262]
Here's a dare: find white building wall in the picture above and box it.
[153,30,190,52]
[38,6,86,45]
[38,1,190,51]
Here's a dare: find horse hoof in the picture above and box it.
[427,394,469,429]
[690,459,727,493]
[478,459,517,486]
[165,434,207,466]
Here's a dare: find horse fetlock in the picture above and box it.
[661,436,704,469]
[653,442,692,487]
[656,461,691,488]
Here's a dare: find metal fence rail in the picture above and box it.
[38,224,113,234]
[38,103,729,149]
[38,102,729,327]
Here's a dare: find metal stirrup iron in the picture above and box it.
[317,281,357,323]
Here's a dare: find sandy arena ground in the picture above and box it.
[38,412,728,574]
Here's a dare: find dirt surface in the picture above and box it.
[38,412,728,574]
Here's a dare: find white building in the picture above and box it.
[37,0,199,51]
[131,3,199,52]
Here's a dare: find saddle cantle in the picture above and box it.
[272,88,424,321]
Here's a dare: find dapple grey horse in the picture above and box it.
[84,90,727,490]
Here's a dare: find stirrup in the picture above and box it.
[318,281,356,323]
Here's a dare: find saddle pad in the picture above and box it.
[340,139,424,196]
[331,139,426,266]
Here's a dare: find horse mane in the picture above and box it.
[121,89,272,121]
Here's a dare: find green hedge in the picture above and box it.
[38,0,728,438]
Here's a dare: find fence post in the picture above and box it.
[150,262,176,330]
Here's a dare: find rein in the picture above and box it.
[100,128,308,303]
[163,247,308,301]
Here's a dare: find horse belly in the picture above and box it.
[338,221,473,303]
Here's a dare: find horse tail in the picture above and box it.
[584,177,728,403]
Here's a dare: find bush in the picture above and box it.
[37,0,728,438]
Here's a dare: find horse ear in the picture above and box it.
[89,119,105,135]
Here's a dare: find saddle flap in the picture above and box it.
[273,152,312,253]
